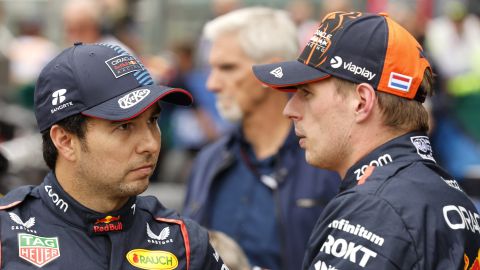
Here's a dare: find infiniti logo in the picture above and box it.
[330,56,343,69]
[51,89,67,105]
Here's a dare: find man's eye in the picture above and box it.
[219,63,236,71]
[148,116,159,124]
[300,89,311,97]
[117,123,131,131]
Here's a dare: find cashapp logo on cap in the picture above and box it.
[51,89,67,105]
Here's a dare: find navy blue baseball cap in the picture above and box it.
[34,43,193,132]
[253,12,431,102]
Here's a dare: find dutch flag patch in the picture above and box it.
[388,72,412,92]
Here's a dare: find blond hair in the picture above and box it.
[332,69,433,132]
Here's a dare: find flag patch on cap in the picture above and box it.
[388,72,412,92]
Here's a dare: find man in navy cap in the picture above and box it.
[0,43,227,269]
[253,11,480,270]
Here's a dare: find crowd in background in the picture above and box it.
[0,0,479,201]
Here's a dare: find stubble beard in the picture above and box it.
[215,97,243,123]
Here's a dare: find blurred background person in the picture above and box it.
[151,40,221,183]
[0,3,13,60]
[8,16,58,107]
[286,0,318,48]
[62,0,134,53]
[425,0,480,186]
[182,7,340,270]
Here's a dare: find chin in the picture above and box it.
[122,179,149,196]
[305,153,317,167]
[306,153,325,169]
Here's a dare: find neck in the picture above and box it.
[55,164,128,213]
[338,125,406,179]
[242,93,291,159]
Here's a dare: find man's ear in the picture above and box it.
[353,83,376,123]
[50,125,77,162]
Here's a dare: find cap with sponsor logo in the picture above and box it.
[34,42,193,131]
[252,12,431,102]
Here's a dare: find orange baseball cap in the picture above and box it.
[252,12,432,102]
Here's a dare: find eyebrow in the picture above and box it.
[109,106,162,125]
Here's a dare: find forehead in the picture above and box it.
[209,33,249,61]
[86,105,161,126]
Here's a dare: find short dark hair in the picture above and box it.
[41,114,88,170]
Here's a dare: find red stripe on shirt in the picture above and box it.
[155,217,190,270]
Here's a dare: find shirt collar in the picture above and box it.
[39,172,136,235]
[341,132,436,191]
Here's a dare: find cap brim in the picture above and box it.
[82,85,193,121]
[252,60,330,90]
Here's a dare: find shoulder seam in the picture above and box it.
[0,201,23,211]
[155,217,190,270]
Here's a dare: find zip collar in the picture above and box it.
[39,172,136,235]
[341,132,436,191]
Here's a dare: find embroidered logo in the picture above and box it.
[44,185,69,213]
[118,89,150,109]
[105,54,143,78]
[50,89,74,114]
[314,260,338,270]
[388,72,412,92]
[330,56,342,69]
[410,136,435,162]
[126,249,178,270]
[51,89,67,105]
[92,215,123,234]
[146,223,173,245]
[270,67,283,78]
[18,233,60,267]
[9,212,37,233]
[464,249,480,270]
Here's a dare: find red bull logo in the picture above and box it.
[93,215,123,233]
[464,249,480,270]
[95,215,120,224]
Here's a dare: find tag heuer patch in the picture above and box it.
[105,54,144,78]
[18,233,60,267]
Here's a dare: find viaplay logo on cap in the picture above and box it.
[118,89,150,109]
[330,56,343,69]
